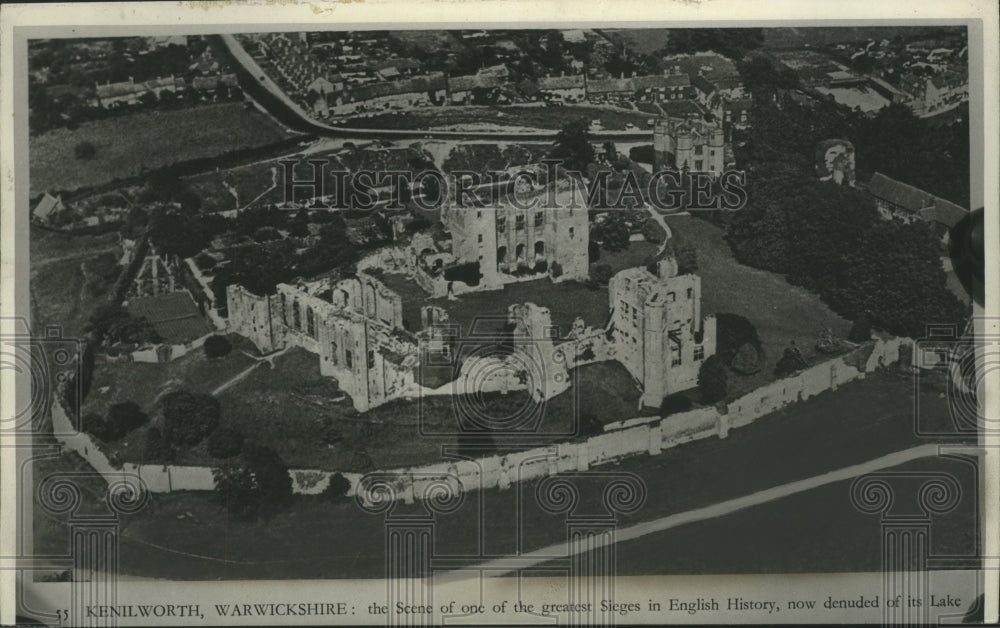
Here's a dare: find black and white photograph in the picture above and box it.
[2,0,997,625]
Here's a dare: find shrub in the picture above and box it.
[323,473,351,502]
[715,313,762,363]
[143,427,175,463]
[213,444,292,519]
[99,401,148,441]
[162,390,220,445]
[697,355,728,404]
[74,141,96,160]
[592,263,614,285]
[774,345,808,378]
[533,259,548,274]
[207,426,244,458]
[659,392,693,416]
[676,241,698,274]
[443,261,482,286]
[592,213,630,252]
[629,144,654,164]
[203,335,233,359]
[550,261,563,278]
[731,343,763,375]
[641,219,666,243]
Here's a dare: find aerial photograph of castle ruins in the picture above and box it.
[21,22,986,616]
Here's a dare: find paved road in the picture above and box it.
[456,444,942,578]
[218,34,655,143]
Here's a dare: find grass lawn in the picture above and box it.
[337,105,652,132]
[30,103,293,197]
[591,240,660,275]
[665,214,853,399]
[30,226,123,338]
[82,336,260,464]
[103,369,969,580]
[572,456,979,575]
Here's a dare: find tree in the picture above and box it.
[550,118,595,172]
[641,219,666,244]
[74,141,97,160]
[207,426,244,458]
[203,335,233,359]
[848,314,873,343]
[697,355,728,404]
[148,210,212,260]
[591,263,614,285]
[323,473,351,502]
[213,444,292,519]
[89,401,147,442]
[675,241,698,274]
[162,390,220,446]
[715,313,762,364]
[86,304,161,347]
[592,212,631,252]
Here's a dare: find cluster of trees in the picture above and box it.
[734,87,970,209]
[660,28,765,62]
[86,304,161,347]
[83,401,147,442]
[213,444,293,519]
[725,100,969,339]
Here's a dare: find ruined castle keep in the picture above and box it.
[442,181,590,289]
[227,273,419,412]
[653,114,726,174]
[608,258,717,408]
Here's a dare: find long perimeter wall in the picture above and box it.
[50,337,910,502]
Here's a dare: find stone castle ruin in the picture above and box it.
[228,273,419,412]
[226,169,715,414]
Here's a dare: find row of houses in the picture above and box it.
[90,72,239,108]
[304,66,747,119]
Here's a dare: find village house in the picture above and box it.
[32,193,64,224]
[536,73,586,103]
[653,113,727,173]
[866,172,968,229]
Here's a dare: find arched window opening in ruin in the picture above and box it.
[306,307,315,337]
[515,243,526,262]
[497,246,507,270]
[292,301,301,330]
[534,240,545,258]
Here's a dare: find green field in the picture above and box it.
[665,214,853,399]
[565,456,979,576]
[30,103,294,197]
[30,226,123,337]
